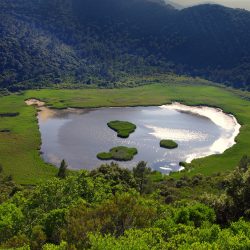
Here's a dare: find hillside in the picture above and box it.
[1,0,250,90]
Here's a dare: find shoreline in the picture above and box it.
[160,102,241,164]
[25,99,241,172]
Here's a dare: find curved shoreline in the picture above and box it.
[160,102,241,164]
[26,99,241,172]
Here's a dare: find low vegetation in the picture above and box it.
[97,146,138,161]
[0,129,10,133]
[160,139,178,149]
[0,112,19,117]
[1,82,250,183]
[107,120,136,138]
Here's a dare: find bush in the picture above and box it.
[174,203,216,227]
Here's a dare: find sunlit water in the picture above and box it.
[38,104,240,173]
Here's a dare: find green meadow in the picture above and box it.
[1,81,250,184]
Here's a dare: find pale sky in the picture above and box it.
[173,0,250,10]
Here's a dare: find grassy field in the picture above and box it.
[1,80,250,184]
[0,94,57,184]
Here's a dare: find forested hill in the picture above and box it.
[1,0,250,90]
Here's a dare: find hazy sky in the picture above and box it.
[173,0,250,10]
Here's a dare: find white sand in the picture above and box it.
[25,99,45,107]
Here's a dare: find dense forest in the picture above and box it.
[1,0,250,90]
[1,157,250,249]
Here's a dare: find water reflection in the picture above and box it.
[38,104,239,173]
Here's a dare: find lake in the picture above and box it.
[37,103,240,173]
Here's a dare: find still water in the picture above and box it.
[38,103,240,173]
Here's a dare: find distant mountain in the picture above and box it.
[164,0,183,9]
[0,0,250,90]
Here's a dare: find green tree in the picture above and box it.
[57,160,68,179]
[171,202,216,227]
[30,225,47,250]
[133,161,152,194]
[63,193,158,248]
[89,228,167,250]
[90,163,136,192]
[0,203,24,242]
[42,241,67,250]
[44,209,67,243]
[239,155,249,171]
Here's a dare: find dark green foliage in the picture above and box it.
[64,193,158,249]
[30,225,47,250]
[107,121,136,138]
[160,139,178,149]
[0,113,19,117]
[90,163,137,191]
[0,129,11,133]
[173,202,216,227]
[97,146,138,161]
[43,209,67,243]
[57,160,67,179]
[1,0,250,90]
[224,167,250,219]
[133,161,152,194]
[239,155,250,171]
[0,203,24,242]
[0,166,21,204]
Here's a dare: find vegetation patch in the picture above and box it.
[107,120,136,138]
[0,129,10,133]
[96,152,113,160]
[97,146,138,161]
[0,112,19,117]
[160,139,178,149]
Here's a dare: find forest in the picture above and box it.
[1,0,250,91]
[1,158,250,249]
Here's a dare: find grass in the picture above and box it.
[1,75,250,184]
[97,146,138,161]
[160,140,178,149]
[107,120,136,138]
[0,94,57,185]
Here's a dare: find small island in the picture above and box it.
[107,120,136,138]
[97,146,138,161]
[160,139,178,149]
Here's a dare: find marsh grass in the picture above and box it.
[97,146,138,161]
[160,140,178,149]
[107,120,136,138]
